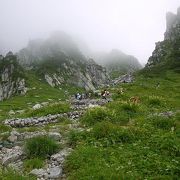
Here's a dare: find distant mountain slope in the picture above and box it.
[94,49,142,78]
[18,32,109,91]
[144,7,180,73]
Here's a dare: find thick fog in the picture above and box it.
[0,0,180,65]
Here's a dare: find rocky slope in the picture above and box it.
[0,52,26,101]
[94,49,142,78]
[145,7,180,72]
[18,32,109,91]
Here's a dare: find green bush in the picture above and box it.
[150,116,175,130]
[68,130,88,147]
[148,96,163,107]
[23,158,44,172]
[25,136,59,159]
[92,121,115,139]
[121,102,138,114]
[0,124,12,133]
[0,167,35,180]
[106,101,141,124]
[148,132,180,156]
[92,121,135,146]
[107,101,140,114]
[80,107,112,126]
[65,146,122,179]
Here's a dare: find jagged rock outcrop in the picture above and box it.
[164,7,180,41]
[146,7,180,72]
[112,74,134,85]
[18,32,109,90]
[94,49,142,79]
[0,52,27,101]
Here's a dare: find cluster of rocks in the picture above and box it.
[0,146,23,167]
[4,111,84,127]
[147,111,179,120]
[7,130,61,143]
[112,74,133,85]
[71,98,112,110]
[30,148,73,179]
[0,145,72,179]
[1,97,112,179]
[150,111,175,118]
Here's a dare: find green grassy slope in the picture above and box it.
[0,71,83,121]
[64,70,180,179]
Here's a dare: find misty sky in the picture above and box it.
[0,0,180,65]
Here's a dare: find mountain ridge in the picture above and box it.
[145,7,180,73]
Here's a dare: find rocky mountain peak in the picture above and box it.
[145,7,180,72]
[165,8,180,40]
[17,33,110,91]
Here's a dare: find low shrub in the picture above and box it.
[92,121,135,146]
[121,102,139,114]
[0,124,12,133]
[150,116,175,130]
[68,130,88,147]
[0,167,35,180]
[148,96,163,107]
[148,132,180,156]
[107,101,139,115]
[80,107,112,126]
[106,101,141,124]
[23,158,44,172]
[25,136,59,159]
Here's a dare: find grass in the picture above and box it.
[0,124,12,133]
[23,158,44,172]
[24,135,60,159]
[20,102,70,118]
[148,116,176,130]
[0,69,180,179]
[80,107,112,126]
[0,71,83,121]
[64,70,180,179]
[0,166,35,180]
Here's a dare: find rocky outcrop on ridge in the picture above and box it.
[0,52,27,101]
[146,7,180,71]
[18,32,110,91]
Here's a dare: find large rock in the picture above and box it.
[1,146,23,166]
[145,7,180,70]
[48,132,62,141]
[30,169,47,178]
[0,52,26,101]
[47,167,62,179]
[32,103,42,110]
[8,130,20,142]
[113,74,133,85]
[165,9,180,41]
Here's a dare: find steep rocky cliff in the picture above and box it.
[0,52,26,101]
[18,32,109,91]
[146,7,180,72]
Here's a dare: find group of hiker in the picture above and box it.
[75,92,90,100]
[101,89,110,99]
[74,89,110,100]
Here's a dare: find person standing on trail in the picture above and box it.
[101,90,107,99]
